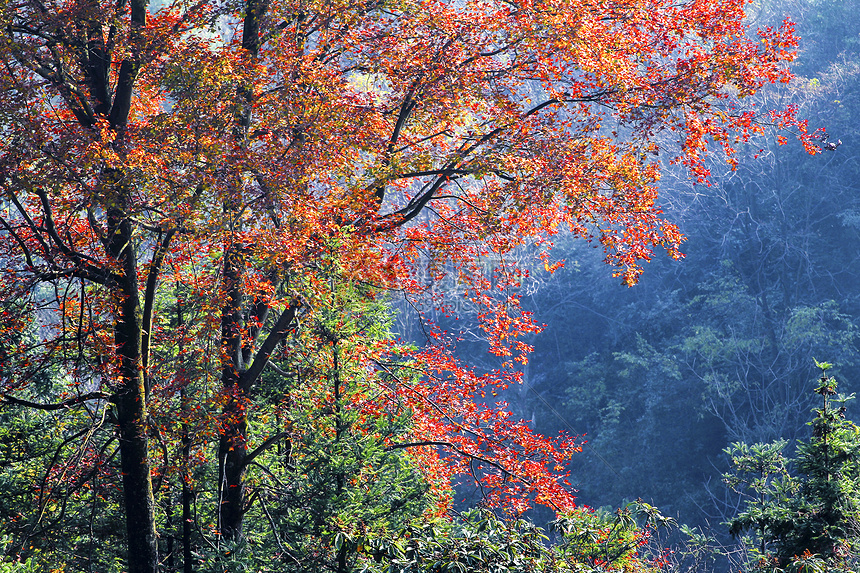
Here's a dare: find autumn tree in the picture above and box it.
[200,267,433,572]
[0,0,818,571]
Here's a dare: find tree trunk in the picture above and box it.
[218,242,248,541]
[218,403,248,541]
[182,468,194,573]
[108,199,159,573]
[216,0,262,535]
[178,297,195,573]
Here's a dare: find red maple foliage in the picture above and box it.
[0,0,815,570]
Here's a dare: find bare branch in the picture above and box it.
[244,432,290,466]
[1,392,111,411]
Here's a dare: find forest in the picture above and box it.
[0,0,858,571]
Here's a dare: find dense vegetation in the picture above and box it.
[725,362,860,572]
[1,0,859,571]
[514,0,860,533]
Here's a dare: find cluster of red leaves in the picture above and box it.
[0,0,814,529]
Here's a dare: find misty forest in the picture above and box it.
[1,0,860,571]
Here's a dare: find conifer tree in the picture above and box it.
[726,361,860,571]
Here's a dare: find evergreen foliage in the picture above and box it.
[725,361,860,571]
[354,502,674,573]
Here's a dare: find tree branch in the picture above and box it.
[1,392,111,411]
[244,431,290,466]
[108,0,146,128]
[240,302,301,389]
[141,228,176,378]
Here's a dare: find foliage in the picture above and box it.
[724,361,860,571]
[561,336,720,518]
[185,502,679,573]
[354,502,674,573]
[492,0,860,539]
[231,280,432,573]
[0,0,819,568]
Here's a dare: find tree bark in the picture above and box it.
[177,297,195,573]
[215,0,263,541]
[218,241,248,541]
[217,239,300,540]
[107,195,159,573]
[218,406,248,542]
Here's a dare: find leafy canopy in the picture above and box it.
[0,0,817,569]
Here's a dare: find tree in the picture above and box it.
[725,361,860,571]
[211,267,432,573]
[474,0,860,548]
[0,0,816,571]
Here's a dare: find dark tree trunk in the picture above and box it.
[218,403,248,541]
[107,198,159,573]
[216,0,262,538]
[218,241,248,541]
[182,469,194,573]
[216,239,299,542]
[177,297,195,573]
[102,0,158,565]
